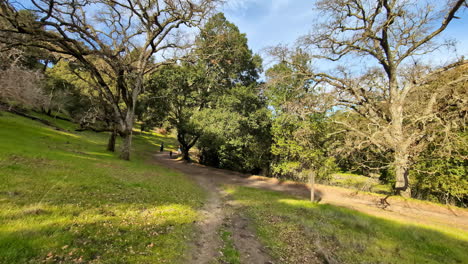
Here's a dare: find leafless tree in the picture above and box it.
[272,0,467,197]
[0,0,218,160]
[0,46,46,109]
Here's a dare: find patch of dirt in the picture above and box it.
[224,200,273,264]
[0,155,51,167]
[186,172,224,264]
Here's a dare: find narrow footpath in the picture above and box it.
[153,152,273,264]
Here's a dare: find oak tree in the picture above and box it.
[0,0,217,160]
[294,0,467,197]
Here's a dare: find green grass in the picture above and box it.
[27,111,80,132]
[225,185,468,264]
[330,173,392,194]
[218,228,240,264]
[0,111,204,263]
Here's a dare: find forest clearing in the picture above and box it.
[1,0,467,263]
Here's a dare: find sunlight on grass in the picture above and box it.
[60,153,100,161]
[85,151,113,157]
[226,185,468,264]
[275,198,468,241]
[55,130,81,138]
[0,111,205,263]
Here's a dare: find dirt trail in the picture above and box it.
[243,175,468,232]
[153,153,273,264]
[153,152,468,263]
[187,170,224,264]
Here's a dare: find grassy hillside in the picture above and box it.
[226,186,468,264]
[0,111,203,263]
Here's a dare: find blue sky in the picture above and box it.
[222,0,468,68]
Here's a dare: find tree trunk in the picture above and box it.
[389,78,411,198]
[107,127,117,152]
[394,152,411,197]
[117,101,136,160]
[177,130,200,161]
[181,144,190,161]
[119,131,132,160]
[309,170,315,202]
[118,112,134,161]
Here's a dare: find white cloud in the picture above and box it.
[223,0,257,13]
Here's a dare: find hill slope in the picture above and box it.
[0,111,203,263]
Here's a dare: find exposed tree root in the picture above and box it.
[379,194,392,209]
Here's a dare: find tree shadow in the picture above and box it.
[228,186,468,264]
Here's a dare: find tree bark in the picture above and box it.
[309,170,315,202]
[389,76,412,197]
[394,152,411,197]
[181,145,190,161]
[107,126,117,152]
[177,129,200,161]
[119,109,135,161]
[119,131,132,160]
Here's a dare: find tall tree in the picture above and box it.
[286,0,467,197]
[0,0,217,160]
[196,13,261,88]
[144,12,262,160]
[193,13,264,164]
[145,63,206,160]
[265,53,337,201]
[196,84,272,173]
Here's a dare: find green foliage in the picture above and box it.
[0,112,204,263]
[143,12,267,164]
[196,85,272,173]
[144,64,203,127]
[43,62,93,119]
[196,13,261,87]
[143,63,206,159]
[0,9,53,71]
[270,112,337,181]
[264,58,311,113]
[44,60,117,130]
[411,132,468,206]
[226,186,468,264]
[265,56,337,181]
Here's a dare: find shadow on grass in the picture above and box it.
[0,207,195,263]
[228,186,468,264]
[0,112,204,263]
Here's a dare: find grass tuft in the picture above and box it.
[218,228,240,264]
